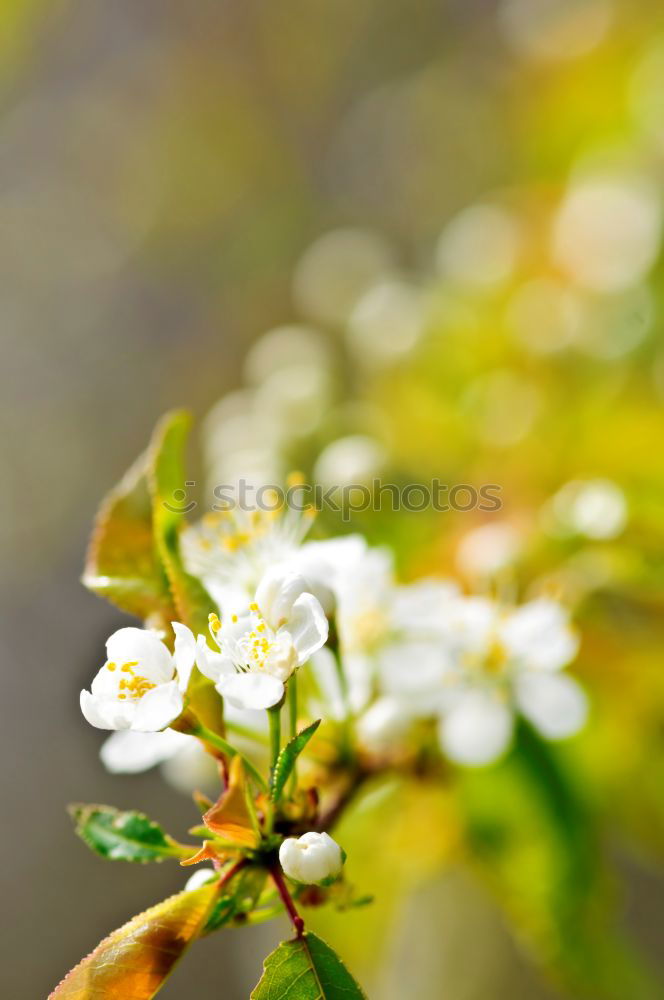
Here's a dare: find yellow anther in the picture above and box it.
[106,662,116,672]
[231,614,238,623]
[208,612,221,633]
[249,602,259,612]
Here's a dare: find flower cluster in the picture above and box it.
[63,395,597,1000]
[80,500,588,903]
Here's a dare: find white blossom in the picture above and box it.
[356,696,413,753]
[437,597,587,765]
[279,831,344,885]
[191,567,328,711]
[374,593,587,766]
[100,728,193,774]
[80,627,194,732]
[438,689,514,766]
[314,542,451,714]
[182,504,343,617]
[100,702,267,776]
[181,504,316,615]
[455,522,521,577]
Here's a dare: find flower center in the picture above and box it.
[211,606,298,681]
[483,640,508,677]
[106,660,156,700]
[346,607,388,652]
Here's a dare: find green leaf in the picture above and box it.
[149,410,215,636]
[82,448,176,626]
[49,884,217,999]
[148,411,224,733]
[69,804,190,863]
[251,932,367,1000]
[83,409,217,639]
[271,720,321,802]
[203,866,268,933]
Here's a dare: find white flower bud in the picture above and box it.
[279,831,344,885]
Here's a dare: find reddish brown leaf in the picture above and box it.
[180,841,233,867]
[49,884,217,999]
[204,756,259,848]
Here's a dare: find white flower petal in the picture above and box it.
[284,552,337,614]
[160,739,217,794]
[185,868,217,891]
[106,627,174,683]
[80,689,135,730]
[285,592,329,665]
[279,831,343,884]
[438,690,513,766]
[357,697,412,753]
[343,652,374,713]
[224,700,269,735]
[100,729,192,774]
[377,640,450,710]
[515,671,589,739]
[391,579,460,633]
[196,641,235,682]
[499,599,578,671]
[308,647,347,720]
[90,664,123,698]
[172,622,197,690]
[216,672,284,710]
[256,567,309,629]
[131,680,183,732]
[441,597,498,656]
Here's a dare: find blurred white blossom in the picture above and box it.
[546,479,628,539]
[436,205,521,290]
[499,0,613,63]
[456,522,521,577]
[552,175,662,293]
[293,228,395,326]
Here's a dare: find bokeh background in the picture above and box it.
[2,1,664,997]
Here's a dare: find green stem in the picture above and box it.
[244,905,284,926]
[268,704,281,777]
[192,723,267,792]
[226,718,268,745]
[288,675,298,796]
[289,674,298,741]
[330,642,353,755]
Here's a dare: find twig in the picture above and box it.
[270,864,305,938]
